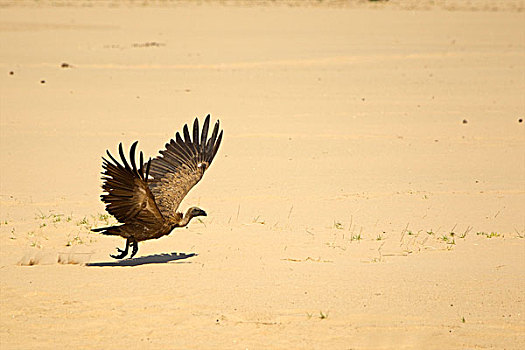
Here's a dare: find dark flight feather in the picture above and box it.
[148,115,223,220]
[99,141,163,227]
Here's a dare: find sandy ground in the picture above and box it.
[1,1,524,349]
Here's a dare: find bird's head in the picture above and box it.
[180,207,207,227]
[184,207,208,222]
[185,206,207,219]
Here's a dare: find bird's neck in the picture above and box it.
[178,211,193,227]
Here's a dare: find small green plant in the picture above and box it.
[438,234,455,245]
[66,233,84,246]
[459,226,472,239]
[252,215,265,224]
[51,214,63,223]
[333,221,344,230]
[196,218,207,227]
[376,233,384,241]
[77,217,89,226]
[461,316,466,323]
[307,311,329,319]
[407,230,414,236]
[351,233,362,241]
[427,230,435,235]
[439,235,449,242]
[97,213,111,225]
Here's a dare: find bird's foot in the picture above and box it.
[109,238,138,260]
[110,240,130,259]
[110,248,128,259]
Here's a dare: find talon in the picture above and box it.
[110,249,128,259]
[110,238,133,259]
[129,239,139,259]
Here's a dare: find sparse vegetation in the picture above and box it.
[51,214,63,223]
[66,233,84,246]
[95,213,111,225]
[21,210,112,248]
[282,257,333,263]
[77,217,89,226]
[477,231,501,238]
[16,207,514,258]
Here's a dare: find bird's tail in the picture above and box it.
[91,225,122,236]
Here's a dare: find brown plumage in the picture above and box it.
[92,115,223,259]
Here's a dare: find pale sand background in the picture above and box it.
[0,1,524,349]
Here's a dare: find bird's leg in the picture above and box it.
[129,238,139,259]
[110,238,131,259]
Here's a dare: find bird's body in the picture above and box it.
[92,115,223,259]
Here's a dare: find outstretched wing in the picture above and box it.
[148,115,223,219]
[100,141,164,226]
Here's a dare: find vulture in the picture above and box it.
[91,115,223,259]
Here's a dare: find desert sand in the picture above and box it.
[0,1,524,349]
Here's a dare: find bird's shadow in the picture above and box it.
[86,252,196,267]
